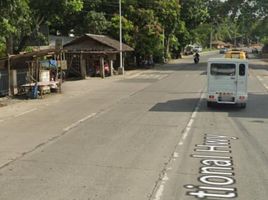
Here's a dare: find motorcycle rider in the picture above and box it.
[194,52,200,63]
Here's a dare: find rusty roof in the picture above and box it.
[64,34,134,52]
[0,48,58,61]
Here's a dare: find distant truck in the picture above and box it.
[184,44,202,55]
[184,45,194,55]
[207,58,248,108]
[193,45,202,53]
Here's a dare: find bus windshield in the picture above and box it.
[211,63,236,76]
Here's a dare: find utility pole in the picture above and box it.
[7,54,11,96]
[118,0,124,75]
[163,28,165,62]
[210,28,213,49]
[234,30,237,47]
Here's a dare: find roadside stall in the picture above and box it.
[64,34,133,79]
[20,51,66,98]
[0,48,66,98]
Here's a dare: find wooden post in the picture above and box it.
[100,57,105,78]
[80,53,86,79]
[59,50,62,93]
[35,57,39,82]
[109,59,114,76]
[80,53,82,78]
[55,54,58,82]
[7,54,11,96]
[31,61,34,82]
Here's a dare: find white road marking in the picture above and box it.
[15,108,37,117]
[187,118,194,127]
[257,76,263,81]
[127,72,142,79]
[152,90,205,200]
[191,111,197,119]
[173,152,179,158]
[63,113,96,132]
[178,92,205,146]
[126,72,168,80]
[154,173,169,200]
[256,75,268,90]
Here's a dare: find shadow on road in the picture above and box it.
[155,62,207,72]
[249,59,268,71]
[149,93,268,119]
[149,98,198,112]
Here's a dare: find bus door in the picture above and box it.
[210,63,237,95]
[236,63,247,94]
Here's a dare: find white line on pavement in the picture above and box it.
[152,90,205,200]
[256,76,268,90]
[178,92,205,146]
[14,108,37,117]
[63,113,97,132]
[154,173,169,200]
[257,76,263,81]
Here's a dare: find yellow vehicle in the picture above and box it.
[225,50,247,59]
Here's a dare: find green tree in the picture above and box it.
[0,0,30,55]
[154,0,181,58]
[74,11,110,35]
[14,0,84,53]
[180,0,209,46]
[180,0,209,30]
[31,0,83,35]
[108,15,134,45]
[127,6,163,63]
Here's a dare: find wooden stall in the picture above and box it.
[0,48,66,97]
[64,34,133,79]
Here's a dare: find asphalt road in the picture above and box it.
[0,52,267,200]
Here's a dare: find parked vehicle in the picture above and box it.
[225,50,247,59]
[207,58,248,108]
[219,48,228,54]
[184,45,194,55]
[193,46,202,53]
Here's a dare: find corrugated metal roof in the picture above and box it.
[64,34,134,52]
[0,48,58,62]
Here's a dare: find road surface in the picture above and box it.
[0,51,267,200]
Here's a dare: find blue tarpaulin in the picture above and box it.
[40,60,58,68]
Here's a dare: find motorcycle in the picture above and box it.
[194,54,200,64]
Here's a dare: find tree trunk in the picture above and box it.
[165,35,171,58]
[15,35,30,54]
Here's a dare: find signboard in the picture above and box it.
[40,60,58,68]
[57,60,67,70]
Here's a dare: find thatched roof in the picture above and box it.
[64,34,134,53]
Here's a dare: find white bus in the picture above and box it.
[207,58,248,108]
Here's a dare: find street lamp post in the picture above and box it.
[118,0,124,75]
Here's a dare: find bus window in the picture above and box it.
[239,64,246,76]
[211,63,236,76]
